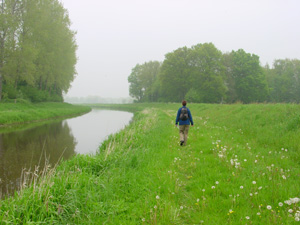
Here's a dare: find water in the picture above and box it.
[0,109,133,198]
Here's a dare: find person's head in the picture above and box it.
[182,100,187,106]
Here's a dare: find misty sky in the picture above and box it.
[60,0,300,98]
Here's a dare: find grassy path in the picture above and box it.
[0,103,300,224]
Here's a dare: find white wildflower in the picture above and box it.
[156,195,160,200]
[267,205,272,210]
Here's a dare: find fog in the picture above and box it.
[60,0,300,99]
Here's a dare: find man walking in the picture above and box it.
[175,100,194,146]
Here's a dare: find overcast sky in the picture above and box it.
[60,0,300,98]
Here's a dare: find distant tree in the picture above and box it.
[189,43,226,103]
[222,52,237,103]
[128,61,161,102]
[266,59,300,103]
[230,49,269,103]
[128,64,143,101]
[159,47,192,102]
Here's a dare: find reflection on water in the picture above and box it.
[66,109,133,154]
[0,109,133,198]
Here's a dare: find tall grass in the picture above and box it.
[0,103,299,224]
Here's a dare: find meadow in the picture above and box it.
[0,103,299,224]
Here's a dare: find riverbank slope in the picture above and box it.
[0,102,91,126]
[1,103,300,224]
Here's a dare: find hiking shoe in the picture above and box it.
[180,141,184,146]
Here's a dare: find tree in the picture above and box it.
[128,61,161,102]
[230,49,269,103]
[189,43,226,103]
[128,64,143,101]
[0,0,22,100]
[222,52,237,103]
[0,0,77,102]
[267,59,300,103]
[159,47,192,102]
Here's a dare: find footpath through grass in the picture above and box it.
[0,103,300,224]
[0,102,91,126]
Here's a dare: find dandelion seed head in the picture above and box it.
[278,202,283,207]
[211,186,215,189]
[215,181,219,185]
[156,195,160,200]
[267,205,272,210]
[246,216,250,220]
[240,186,244,189]
[252,181,256,184]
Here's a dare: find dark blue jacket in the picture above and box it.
[176,106,194,125]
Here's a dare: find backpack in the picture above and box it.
[180,107,189,121]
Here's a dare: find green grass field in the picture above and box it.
[0,102,91,126]
[0,103,300,224]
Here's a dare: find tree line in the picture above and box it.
[0,0,77,102]
[128,43,300,104]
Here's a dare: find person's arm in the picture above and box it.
[175,108,181,125]
[188,109,194,126]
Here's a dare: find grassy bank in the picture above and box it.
[0,102,91,126]
[0,103,300,224]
